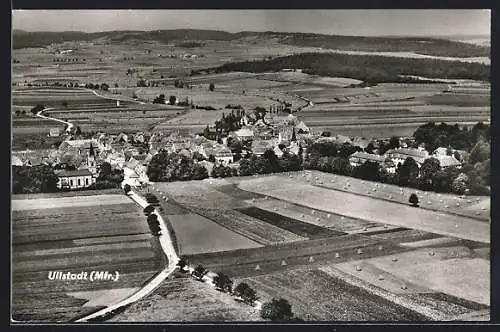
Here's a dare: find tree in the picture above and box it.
[31,104,45,115]
[209,82,215,91]
[75,126,82,135]
[263,149,280,173]
[114,83,119,88]
[388,136,400,150]
[169,95,177,105]
[62,100,68,108]
[137,79,148,87]
[409,193,419,207]
[123,184,131,194]
[153,94,166,104]
[143,205,155,215]
[451,173,469,195]
[177,257,188,271]
[395,157,419,187]
[213,272,233,293]
[418,157,441,190]
[12,165,59,194]
[101,83,110,91]
[98,162,112,179]
[192,265,208,281]
[260,298,294,321]
[147,214,161,236]
[469,140,490,164]
[352,161,380,181]
[15,110,20,116]
[234,282,258,305]
[192,164,209,180]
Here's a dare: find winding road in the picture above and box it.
[75,190,180,322]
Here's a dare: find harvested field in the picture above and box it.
[12,193,164,322]
[249,196,383,232]
[12,194,131,211]
[288,170,490,221]
[191,207,306,245]
[234,268,426,321]
[109,277,262,322]
[187,234,406,278]
[237,175,489,243]
[166,213,262,255]
[334,247,490,306]
[237,206,345,239]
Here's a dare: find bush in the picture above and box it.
[143,205,155,215]
[409,193,419,207]
[234,282,258,305]
[213,272,233,293]
[261,298,294,321]
[191,265,208,281]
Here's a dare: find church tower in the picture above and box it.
[87,142,98,175]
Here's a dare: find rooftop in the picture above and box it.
[57,169,93,177]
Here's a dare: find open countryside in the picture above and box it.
[11,10,490,323]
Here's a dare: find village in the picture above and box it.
[12,99,470,193]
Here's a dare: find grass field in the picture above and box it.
[109,276,262,322]
[166,213,262,255]
[12,193,164,322]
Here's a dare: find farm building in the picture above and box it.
[385,148,429,167]
[11,155,23,167]
[56,169,95,190]
[349,151,386,167]
[435,155,462,169]
[251,139,274,156]
[349,151,396,173]
[49,128,61,137]
[296,121,310,133]
[233,127,254,140]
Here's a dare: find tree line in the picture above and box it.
[210,53,490,83]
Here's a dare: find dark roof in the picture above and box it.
[57,169,93,177]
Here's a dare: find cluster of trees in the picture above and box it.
[413,122,490,153]
[214,111,243,134]
[176,258,297,320]
[213,53,490,83]
[239,150,302,176]
[147,151,209,182]
[30,104,45,115]
[12,165,58,194]
[14,110,27,116]
[94,162,124,189]
[83,83,109,91]
[211,164,237,178]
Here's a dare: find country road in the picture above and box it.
[36,108,74,133]
[74,190,179,322]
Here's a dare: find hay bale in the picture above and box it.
[392,257,398,262]
[281,259,287,266]
[378,245,384,251]
[378,275,385,280]
[356,266,362,271]
[308,256,314,263]
[255,264,261,270]
[335,252,340,258]
[357,248,364,254]
[327,214,331,218]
